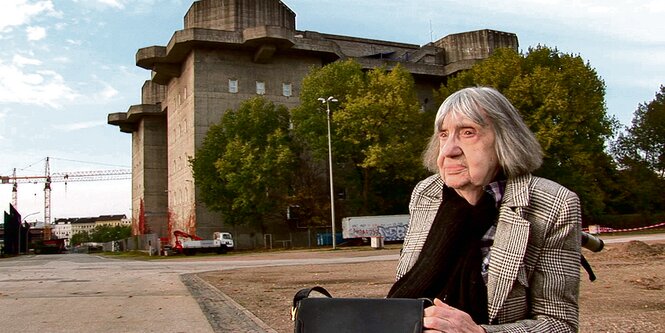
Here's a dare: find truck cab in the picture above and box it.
[214,232,234,249]
[173,230,234,255]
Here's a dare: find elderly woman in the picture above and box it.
[388,87,581,332]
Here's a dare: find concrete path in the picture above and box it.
[0,254,217,333]
[0,233,660,333]
[0,252,398,333]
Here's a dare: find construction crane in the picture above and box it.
[1,157,131,229]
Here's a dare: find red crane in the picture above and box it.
[1,157,131,227]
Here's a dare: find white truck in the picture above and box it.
[341,214,410,242]
[173,230,234,255]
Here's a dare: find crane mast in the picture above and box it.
[44,157,52,226]
[11,168,17,208]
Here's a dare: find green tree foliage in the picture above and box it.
[291,59,365,161]
[337,64,431,212]
[70,225,131,246]
[437,46,616,218]
[610,86,665,214]
[70,231,91,246]
[613,85,665,176]
[338,65,428,176]
[191,97,297,230]
[90,225,132,243]
[290,60,365,222]
[292,60,430,215]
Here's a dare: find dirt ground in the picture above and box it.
[199,240,665,333]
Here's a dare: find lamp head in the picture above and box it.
[318,96,338,103]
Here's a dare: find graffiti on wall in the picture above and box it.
[378,225,407,241]
[343,223,407,241]
[342,214,410,241]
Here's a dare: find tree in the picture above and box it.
[191,97,297,230]
[70,231,91,246]
[437,46,617,219]
[613,85,665,176]
[291,60,430,216]
[70,225,131,246]
[610,85,665,214]
[337,64,431,212]
[289,60,366,222]
[291,59,365,162]
[90,225,132,243]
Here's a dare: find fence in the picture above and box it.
[101,233,160,255]
[584,221,665,234]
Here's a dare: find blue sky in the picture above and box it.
[1,0,664,221]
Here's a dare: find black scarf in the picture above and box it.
[387,185,497,324]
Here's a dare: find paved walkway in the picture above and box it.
[1,234,661,332]
[0,254,216,332]
[0,251,398,333]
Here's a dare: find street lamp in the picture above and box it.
[19,211,39,254]
[318,96,338,249]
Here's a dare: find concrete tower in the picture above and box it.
[109,0,518,248]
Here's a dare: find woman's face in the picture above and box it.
[436,111,499,198]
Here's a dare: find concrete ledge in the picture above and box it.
[242,25,295,49]
[181,273,277,333]
[108,104,164,133]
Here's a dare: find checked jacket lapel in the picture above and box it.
[486,174,532,322]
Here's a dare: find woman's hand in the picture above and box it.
[423,298,486,333]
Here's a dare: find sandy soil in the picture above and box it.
[198,240,665,333]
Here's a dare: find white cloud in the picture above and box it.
[52,56,70,63]
[457,0,665,44]
[597,47,665,91]
[71,0,125,10]
[97,0,124,9]
[26,25,47,41]
[0,59,79,108]
[605,48,665,67]
[68,0,187,15]
[54,22,67,30]
[13,54,42,66]
[80,76,121,103]
[52,120,104,131]
[0,0,56,32]
[0,109,6,141]
[98,84,119,100]
[66,39,82,46]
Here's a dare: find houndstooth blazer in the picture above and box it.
[395,173,581,333]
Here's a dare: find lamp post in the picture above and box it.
[19,211,39,254]
[318,96,338,249]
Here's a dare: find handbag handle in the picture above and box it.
[292,286,333,321]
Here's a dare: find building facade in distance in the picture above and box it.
[108,0,518,243]
[53,214,129,247]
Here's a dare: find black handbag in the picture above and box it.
[291,286,430,333]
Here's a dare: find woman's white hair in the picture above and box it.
[423,86,543,178]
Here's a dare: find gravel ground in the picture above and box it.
[196,241,665,333]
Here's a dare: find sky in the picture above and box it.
[1,0,663,223]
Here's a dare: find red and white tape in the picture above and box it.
[583,221,665,234]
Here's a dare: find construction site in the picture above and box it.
[1,157,131,255]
